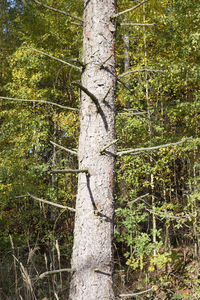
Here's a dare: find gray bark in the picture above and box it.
[69,0,116,299]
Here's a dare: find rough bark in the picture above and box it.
[69,1,116,299]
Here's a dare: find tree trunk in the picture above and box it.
[69,1,116,299]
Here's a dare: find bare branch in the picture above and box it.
[70,58,86,68]
[71,22,83,27]
[117,139,190,156]
[0,96,79,111]
[51,169,89,174]
[32,0,83,23]
[100,86,112,103]
[146,208,193,220]
[50,141,78,156]
[39,268,75,279]
[112,0,149,19]
[30,48,82,71]
[116,193,149,210]
[99,54,113,69]
[118,69,165,78]
[118,287,153,298]
[121,22,155,26]
[116,77,131,90]
[100,139,118,154]
[25,193,76,212]
[123,108,147,112]
[117,110,147,116]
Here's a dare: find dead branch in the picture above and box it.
[146,208,193,220]
[30,48,82,71]
[116,193,149,210]
[99,54,113,69]
[117,110,147,116]
[118,287,153,298]
[100,86,112,103]
[121,22,155,26]
[39,268,75,279]
[70,58,86,68]
[0,96,79,111]
[51,169,89,174]
[100,139,118,154]
[112,0,149,19]
[117,138,190,156]
[25,193,76,212]
[50,141,78,156]
[32,0,83,23]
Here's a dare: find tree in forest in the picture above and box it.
[1,0,200,299]
[69,1,117,299]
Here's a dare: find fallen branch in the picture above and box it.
[118,68,165,78]
[32,0,83,23]
[39,268,75,279]
[30,48,82,71]
[0,96,79,111]
[112,0,149,19]
[26,193,76,212]
[117,139,190,156]
[50,141,78,156]
[51,169,89,174]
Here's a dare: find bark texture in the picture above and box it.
[69,0,116,299]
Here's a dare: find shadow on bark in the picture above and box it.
[86,174,112,223]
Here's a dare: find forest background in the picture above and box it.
[0,0,200,299]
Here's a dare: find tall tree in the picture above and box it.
[69,1,117,299]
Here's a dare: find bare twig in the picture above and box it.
[121,22,155,26]
[100,139,118,154]
[116,78,130,90]
[32,0,83,23]
[116,193,149,210]
[118,68,165,78]
[30,48,82,71]
[118,287,153,298]
[71,22,83,26]
[51,169,89,174]
[70,58,86,68]
[117,110,147,116]
[117,139,190,156]
[38,268,75,279]
[99,54,113,69]
[100,86,112,103]
[50,141,78,156]
[20,193,76,212]
[112,0,149,19]
[146,208,193,220]
[0,96,79,111]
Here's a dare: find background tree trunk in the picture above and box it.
[69,0,116,299]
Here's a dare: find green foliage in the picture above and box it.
[0,0,200,298]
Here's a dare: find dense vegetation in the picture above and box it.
[0,0,200,299]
